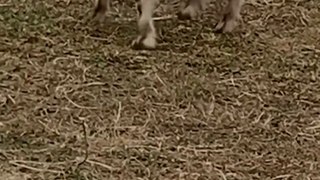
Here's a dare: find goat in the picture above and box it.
[93,0,244,49]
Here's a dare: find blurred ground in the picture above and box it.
[0,0,320,179]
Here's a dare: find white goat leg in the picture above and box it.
[132,0,159,49]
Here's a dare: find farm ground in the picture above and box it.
[0,0,320,179]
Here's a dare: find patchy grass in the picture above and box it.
[0,0,320,179]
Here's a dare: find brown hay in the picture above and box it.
[0,0,320,179]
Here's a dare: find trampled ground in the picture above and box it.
[0,0,320,179]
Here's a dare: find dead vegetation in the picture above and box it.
[0,0,320,179]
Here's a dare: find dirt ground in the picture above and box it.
[0,0,320,179]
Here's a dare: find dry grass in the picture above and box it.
[1,0,320,179]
